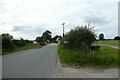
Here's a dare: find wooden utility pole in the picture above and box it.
[62,22,65,37]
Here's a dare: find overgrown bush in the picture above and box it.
[61,25,96,52]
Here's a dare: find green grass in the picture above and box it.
[95,40,120,46]
[58,45,118,68]
[2,44,43,55]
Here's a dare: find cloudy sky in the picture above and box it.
[0,0,119,40]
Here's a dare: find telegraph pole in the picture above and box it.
[62,22,65,37]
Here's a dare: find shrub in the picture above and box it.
[2,35,14,51]
[61,25,96,52]
[12,39,28,47]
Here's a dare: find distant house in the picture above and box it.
[56,37,61,44]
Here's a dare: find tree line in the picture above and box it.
[35,30,61,45]
[1,30,61,52]
[99,33,120,40]
[1,33,33,52]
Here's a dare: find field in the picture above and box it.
[2,44,42,55]
[95,40,119,46]
[58,45,118,68]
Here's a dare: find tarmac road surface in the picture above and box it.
[2,43,118,78]
[3,43,58,78]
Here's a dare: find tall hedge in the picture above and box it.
[2,35,14,51]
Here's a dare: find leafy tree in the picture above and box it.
[2,33,13,39]
[42,30,52,42]
[61,24,96,52]
[99,33,104,40]
[52,35,61,43]
[35,37,43,43]
[114,36,120,40]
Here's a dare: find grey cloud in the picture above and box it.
[12,26,32,32]
[83,15,109,25]
[12,26,22,31]
[12,25,47,35]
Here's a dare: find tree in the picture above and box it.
[52,35,61,43]
[42,30,52,42]
[114,36,120,40]
[2,34,14,51]
[62,24,96,52]
[2,33,13,40]
[99,33,104,40]
[35,36,43,43]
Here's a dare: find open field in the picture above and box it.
[2,44,42,55]
[95,40,120,46]
[58,45,118,68]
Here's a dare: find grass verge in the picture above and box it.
[58,45,118,68]
[2,44,42,55]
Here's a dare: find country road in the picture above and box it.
[3,43,58,78]
[2,43,118,78]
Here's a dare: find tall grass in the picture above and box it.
[58,45,118,68]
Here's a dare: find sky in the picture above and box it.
[0,0,119,40]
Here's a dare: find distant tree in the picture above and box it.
[99,33,104,40]
[52,35,61,43]
[42,30,52,42]
[35,37,43,43]
[114,36,120,40]
[25,40,33,44]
